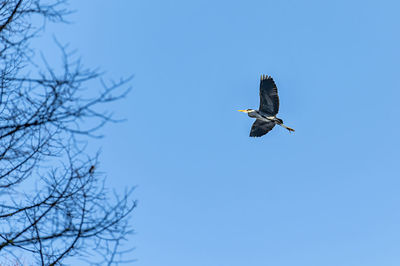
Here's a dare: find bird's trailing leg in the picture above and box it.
[280,124,295,133]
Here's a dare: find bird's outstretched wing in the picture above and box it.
[250,119,275,137]
[259,75,279,115]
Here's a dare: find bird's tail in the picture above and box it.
[281,124,295,133]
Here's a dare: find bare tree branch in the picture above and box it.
[0,1,135,264]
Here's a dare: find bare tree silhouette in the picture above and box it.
[0,1,136,265]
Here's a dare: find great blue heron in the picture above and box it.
[238,75,294,137]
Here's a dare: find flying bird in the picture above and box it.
[238,75,294,137]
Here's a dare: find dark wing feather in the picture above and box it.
[250,119,275,137]
[259,75,279,115]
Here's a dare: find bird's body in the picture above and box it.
[238,75,294,137]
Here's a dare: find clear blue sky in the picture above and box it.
[37,0,400,265]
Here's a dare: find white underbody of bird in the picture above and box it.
[238,109,294,134]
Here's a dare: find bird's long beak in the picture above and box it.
[238,110,248,113]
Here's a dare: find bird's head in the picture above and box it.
[238,109,257,117]
[238,109,255,114]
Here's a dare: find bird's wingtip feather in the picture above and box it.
[260,74,273,81]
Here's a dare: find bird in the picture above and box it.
[89,165,95,174]
[238,75,294,137]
